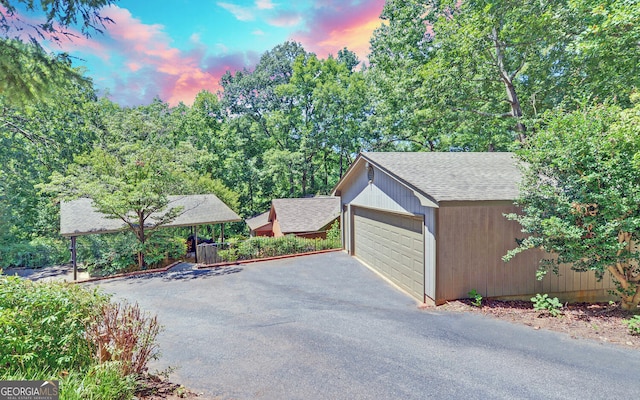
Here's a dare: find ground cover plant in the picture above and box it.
[0,275,164,399]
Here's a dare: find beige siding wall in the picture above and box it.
[272,217,284,237]
[435,203,616,304]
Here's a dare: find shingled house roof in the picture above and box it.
[60,194,241,237]
[245,211,271,231]
[335,152,521,204]
[270,197,340,234]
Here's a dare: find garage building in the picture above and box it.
[333,152,616,305]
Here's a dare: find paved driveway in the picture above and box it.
[90,252,640,399]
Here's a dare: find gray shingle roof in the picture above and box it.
[60,194,241,237]
[245,211,271,231]
[272,197,340,233]
[361,152,520,202]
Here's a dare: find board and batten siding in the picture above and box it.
[340,163,437,300]
[435,203,616,303]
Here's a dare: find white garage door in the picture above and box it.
[353,207,424,301]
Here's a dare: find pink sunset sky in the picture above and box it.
[8,0,387,106]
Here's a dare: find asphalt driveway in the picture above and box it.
[90,252,640,399]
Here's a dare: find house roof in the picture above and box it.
[245,211,271,231]
[60,194,242,237]
[270,197,340,234]
[335,152,521,203]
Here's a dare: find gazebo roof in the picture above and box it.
[60,194,241,237]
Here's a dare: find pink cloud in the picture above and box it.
[84,5,252,106]
[290,0,385,62]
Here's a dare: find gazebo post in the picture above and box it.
[220,223,225,245]
[194,225,198,263]
[70,236,77,281]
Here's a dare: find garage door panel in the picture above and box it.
[353,207,424,301]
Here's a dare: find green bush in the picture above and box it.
[78,231,187,276]
[531,293,563,317]
[0,276,108,374]
[623,315,640,336]
[0,276,163,399]
[468,289,483,307]
[0,237,68,268]
[78,233,137,276]
[218,234,341,262]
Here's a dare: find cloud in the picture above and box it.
[217,2,255,21]
[255,0,275,10]
[290,0,385,62]
[76,5,253,106]
[252,29,265,36]
[267,10,303,27]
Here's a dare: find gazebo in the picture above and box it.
[60,194,242,279]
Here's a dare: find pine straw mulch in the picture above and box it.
[437,299,640,349]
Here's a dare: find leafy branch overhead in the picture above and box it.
[0,1,115,104]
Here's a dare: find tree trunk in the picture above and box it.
[137,212,145,271]
[492,27,526,143]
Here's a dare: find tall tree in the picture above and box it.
[43,102,206,270]
[220,42,310,206]
[369,0,639,151]
[367,0,436,150]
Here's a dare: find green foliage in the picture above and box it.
[531,293,564,317]
[0,276,162,400]
[367,0,640,151]
[326,221,341,242]
[59,363,137,400]
[1,0,113,104]
[468,289,483,307]
[219,235,340,262]
[0,237,68,268]
[623,315,640,336]
[42,101,206,270]
[78,231,186,276]
[506,102,640,309]
[0,276,108,374]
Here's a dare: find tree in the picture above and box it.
[1,0,115,103]
[368,0,639,152]
[505,100,640,310]
[0,77,99,249]
[44,102,205,270]
[367,0,436,150]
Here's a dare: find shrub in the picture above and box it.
[217,235,341,262]
[531,293,563,317]
[0,276,162,400]
[623,315,640,336]
[0,276,108,374]
[468,289,483,307]
[78,231,187,276]
[86,301,162,376]
[0,237,68,268]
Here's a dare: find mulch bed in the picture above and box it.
[438,299,640,349]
